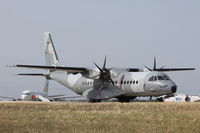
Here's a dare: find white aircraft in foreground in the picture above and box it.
[156,94,200,102]
[9,32,195,102]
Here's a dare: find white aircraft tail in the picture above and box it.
[44,32,60,66]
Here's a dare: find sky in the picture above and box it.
[0,0,200,98]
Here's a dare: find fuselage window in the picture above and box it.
[90,82,92,85]
[130,81,132,84]
[82,82,84,85]
[136,81,138,84]
[127,81,129,84]
[115,81,118,84]
[133,81,135,84]
[124,81,126,84]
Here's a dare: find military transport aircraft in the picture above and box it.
[8,32,195,102]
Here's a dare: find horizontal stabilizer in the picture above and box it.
[37,95,50,102]
[83,87,124,100]
[48,94,82,98]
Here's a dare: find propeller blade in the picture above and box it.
[109,78,115,85]
[144,65,152,71]
[108,68,113,71]
[93,62,103,72]
[153,56,156,71]
[159,66,166,70]
[103,56,107,70]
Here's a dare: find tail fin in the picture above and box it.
[44,32,60,66]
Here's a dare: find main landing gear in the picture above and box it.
[89,99,101,103]
[117,96,137,103]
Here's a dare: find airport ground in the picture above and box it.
[0,102,199,133]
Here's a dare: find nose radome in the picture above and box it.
[171,86,177,93]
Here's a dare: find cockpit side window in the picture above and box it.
[163,75,169,80]
[148,76,154,81]
[158,76,165,80]
[24,93,30,95]
[153,76,157,81]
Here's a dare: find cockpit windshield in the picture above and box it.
[158,76,165,80]
[163,75,170,80]
[23,93,30,95]
[149,75,170,82]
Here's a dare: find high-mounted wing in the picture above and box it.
[8,64,89,74]
[155,68,195,72]
[16,73,49,76]
[144,57,195,72]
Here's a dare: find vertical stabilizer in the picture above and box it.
[44,32,60,66]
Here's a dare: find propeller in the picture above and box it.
[144,57,168,71]
[93,56,114,85]
[144,56,195,72]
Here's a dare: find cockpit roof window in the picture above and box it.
[163,75,169,80]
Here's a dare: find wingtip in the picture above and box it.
[6,64,17,67]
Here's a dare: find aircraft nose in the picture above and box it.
[171,86,177,93]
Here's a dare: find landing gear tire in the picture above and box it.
[118,99,131,103]
[118,97,136,103]
[89,99,101,103]
[156,97,164,102]
[185,96,191,102]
